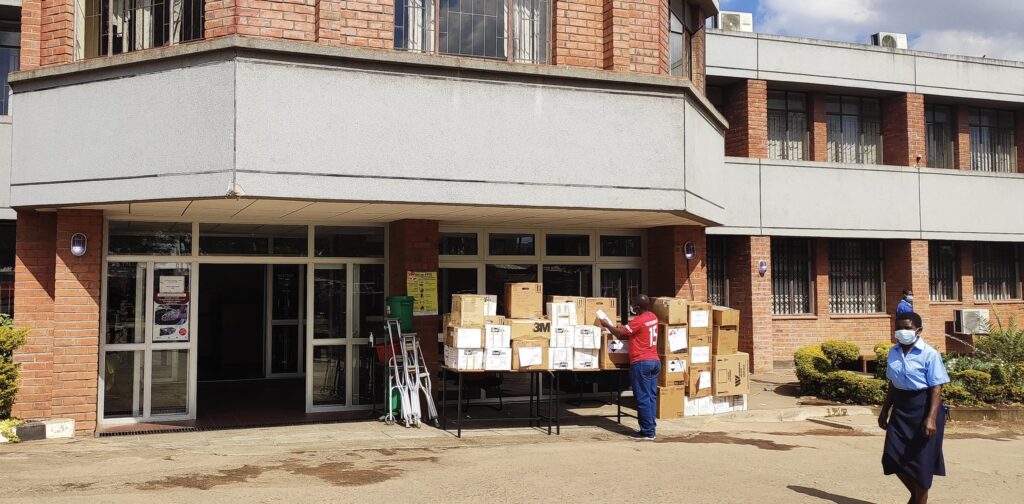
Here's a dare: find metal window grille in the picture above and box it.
[925,104,954,169]
[969,108,1017,173]
[669,0,692,77]
[396,0,549,64]
[928,241,959,301]
[75,0,204,60]
[828,239,883,314]
[0,43,18,116]
[826,95,883,165]
[771,237,812,315]
[706,235,727,307]
[768,90,808,161]
[974,242,1020,301]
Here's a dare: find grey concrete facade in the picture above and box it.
[0,117,13,219]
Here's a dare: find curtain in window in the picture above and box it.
[706,236,727,307]
[395,0,433,51]
[828,239,883,314]
[513,0,548,64]
[928,241,958,301]
[974,243,1020,300]
[771,238,812,315]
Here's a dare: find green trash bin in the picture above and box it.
[386,296,415,332]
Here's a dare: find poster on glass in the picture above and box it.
[153,263,190,342]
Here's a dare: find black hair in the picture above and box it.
[895,311,922,329]
[902,289,912,296]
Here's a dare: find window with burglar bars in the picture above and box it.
[768,90,808,161]
[394,0,550,64]
[925,104,955,169]
[706,235,727,307]
[669,0,696,78]
[771,237,812,315]
[928,241,959,301]
[826,95,882,165]
[75,0,204,60]
[969,108,1017,173]
[974,242,1020,301]
[828,239,883,314]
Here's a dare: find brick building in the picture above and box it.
[1,2,1022,434]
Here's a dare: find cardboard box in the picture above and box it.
[684,395,715,417]
[546,296,586,325]
[547,302,578,328]
[574,349,600,370]
[508,319,551,340]
[549,347,574,370]
[450,294,487,326]
[652,297,688,325]
[713,395,748,415]
[550,326,574,348]
[444,346,484,370]
[712,326,738,355]
[573,325,601,349]
[483,295,498,317]
[689,330,711,350]
[656,385,686,419]
[584,297,618,326]
[688,303,712,335]
[444,326,484,349]
[657,324,688,355]
[713,352,750,396]
[659,355,688,387]
[483,347,512,371]
[688,364,713,398]
[600,334,631,369]
[512,337,549,371]
[483,315,506,326]
[688,345,712,366]
[484,324,511,348]
[505,283,543,319]
[712,306,740,327]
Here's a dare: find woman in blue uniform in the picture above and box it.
[878,311,950,504]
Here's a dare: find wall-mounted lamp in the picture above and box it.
[70,233,88,257]
[683,241,697,261]
[758,260,768,276]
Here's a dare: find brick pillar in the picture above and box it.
[552,0,604,68]
[647,225,707,302]
[808,92,829,162]
[882,93,926,167]
[205,0,238,39]
[727,236,773,372]
[11,211,57,421]
[603,0,665,74]
[944,243,975,354]
[954,105,972,170]
[884,240,930,335]
[39,0,75,66]
[319,0,394,48]
[813,238,830,316]
[688,3,706,93]
[723,79,768,158]
[20,0,42,70]
[387,219,440,378]
[52,210,103,433]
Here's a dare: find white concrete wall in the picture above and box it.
[0,118,13,219]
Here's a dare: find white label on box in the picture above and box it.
[484,348,512,371]
[690,310,710,328]
[574,349,600,369]
[454,327,483,348]
[667,358,686,373]
[549,348,573,370]
[484,324,511,348]
[574,326,601,349]
[690,345,711,364]
[550,326,574,348]
[667,326,688,352]
[698,370,712,390]
[608,339,629,354]
[518,347,543,367]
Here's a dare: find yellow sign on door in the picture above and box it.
[406,271,438,316]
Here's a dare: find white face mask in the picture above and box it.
[895,329,918,345]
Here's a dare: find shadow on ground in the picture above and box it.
[787,485,875,504]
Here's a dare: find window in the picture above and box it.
[925,104,954,169]
[0,29,19,115]
[395,0,550,64]
[485,264,538,316]
[600,269,642,324]
[489,233,535,256]
[439,232,479,256]
[826,95,882,164]
[542,265,592,297]
[974,243,1020,301]
[545,234,589,256]
[969,108,1017,173]
[108,221,192,256]
[76,0,204,60]
[314,226,385,258]
[928,241,959,301]
[0,222,14,315]
[706,235,727,307]
[599,235,641,257]
[771,238,812,315]
[829,239,883,314]
[669,0,695,78]
[768,91,808,161]
[198,224,307,256]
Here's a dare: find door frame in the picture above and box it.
[265,264,306,379]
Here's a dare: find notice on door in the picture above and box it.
[154,265,190,342]
[406,271,438,316]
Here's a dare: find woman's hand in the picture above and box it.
[877,411,888,430]
[922,415,937,438]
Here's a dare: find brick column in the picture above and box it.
[688,3,706,93]
[20,0,42,70]
[813,238,830,316]
[205,0,238,38]
[387,219,440,377]
[723,79,768,158]
[647,225,707,301]
[882,93,926,167]
[51,210,103,433]
[954,105,972,170]
[884,240,930,333]
[39,0,75,66]
[603,0,665,74]
[808,92,829,162]
[11,211,57,421]
[727,236,773,372]
[552,0,604,68]
[319,0,394,48]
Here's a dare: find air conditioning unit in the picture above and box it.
[871,32,908,49]
[716,11,754,32]
[954,309,990,335]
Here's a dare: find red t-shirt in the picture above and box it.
[623,311,659,364]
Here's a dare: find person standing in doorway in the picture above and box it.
[896,289,914,315]
[599,294,661,441]
[878,311,950,504]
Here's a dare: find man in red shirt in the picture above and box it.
[599,294,661,440]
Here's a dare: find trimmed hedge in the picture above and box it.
[795,340,887,404]
[1,320,30,419]
[821,340,860,368]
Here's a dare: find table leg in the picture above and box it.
[617,371,622,424]
[441,368,447,431]
[555,371,560,435]
[457,372,463,438]
[546,372,552,435]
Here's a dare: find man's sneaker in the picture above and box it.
[629,433,656,441]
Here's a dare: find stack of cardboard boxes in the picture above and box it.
[443,294,511,371]
[651,298,750,419]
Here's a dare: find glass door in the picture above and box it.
[599,267,643,324]
[266,265,304,378]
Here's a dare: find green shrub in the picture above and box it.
[0,321,29,419]
[942,384,979,406]
[991,363,1024,387]
[794,345,833,395]
[0,418,23,442]
[944,354,994,374]
[821,340,861,368]
[1005,386,1024,404]
[874,343,891,380]
[818,371,887,404]
[952,369,992,396]
[976,318,1024,363]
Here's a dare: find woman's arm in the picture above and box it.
[923,384,942,438]
[878,382,895,430]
